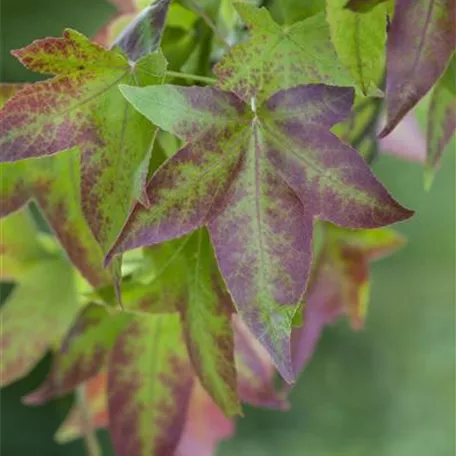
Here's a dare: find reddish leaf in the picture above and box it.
[291,225,405,380]
[111,83,413,383]
[379,0,455,137]
[175,381,235,456]
[108,315,194,456]
[23,304,130,405]
[55,372,108,443]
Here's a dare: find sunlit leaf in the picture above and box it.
[326,0,387,95]
[111,82,412,383]
[267,0,325,24]
[0,30,167,251]
[23,304,131,405]
[108,314,194,456]
[291,225,405,380]
[214,3,354,102]
[379,0,455,137]
[344,0,390,13]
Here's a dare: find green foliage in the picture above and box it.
[0,0,454,454]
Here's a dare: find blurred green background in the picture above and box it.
[1,1,454,455]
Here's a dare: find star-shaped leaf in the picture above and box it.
[0,30,167,251]
[291,225,405,380]
[379,0,455,137]
[326,0,388,95]
[214,3,354,102]
[108,314,194,456]
[109,82,413,383]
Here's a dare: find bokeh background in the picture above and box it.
[1,1,454,455]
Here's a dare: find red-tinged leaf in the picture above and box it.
[379,0,456,138]
[344,0,390,13]
[233,316,289,410]
[0,253,79,386]
[426,55,456,187]
[0,83,27,105]
[0,30,167,251]
[175,381,235,456]
[214,3,354,103]
[23,304,131,405]
[291,225,405,380]
[113,0,171,61]
[108,314,194,456]
[0,149,113,288]
[111,83,413,383]
[55,372,109,443]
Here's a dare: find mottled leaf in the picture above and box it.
[108,314,194,456]
[234,316,289,409]
[291,225,405,380]
[379,0,455,137]
[111,83,412,383]
[55,372,108,443]
[0,253,79,386]
[345,0,390,13]
[113,0,171,61]
[214,3,354,102]
[23,304,131,404]
[175,381,235,456]
[426,55,456,187]
[0,149,113,288]
[0,30,167,251]
[326,0,387,95]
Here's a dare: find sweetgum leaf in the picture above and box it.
[326,0,387,95]
[111,82,412,383]
[214,3,354,102]
[345,0,390,13]
[0,30,167,251]
[379,0,456,137]
[0,250,79,386]
[175,381,235,456]
[108,314,194,456]
[55,372,108,443]
[291,225,405,380]
[267,0,325,24]
[113,0,171,61]
[0,148,113,288]
[23,304,131,405]
[426,55,456,187]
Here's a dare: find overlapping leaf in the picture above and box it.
[267,0,325,24]
[0,29,167,252]
[23,304,131,405]
[214,3,354,102]
[55,372,108,444]
[110,82,412,383]
[291,225,405,380]
[344,0,390,12]
[426,55,456,187]
[0,213,80,386]
[379,0,455,137]
[108,314,194,456]
[326,0,387,95]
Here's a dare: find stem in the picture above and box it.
[166,71,217,84]
[77,385,102,456]
[187,0,230,48]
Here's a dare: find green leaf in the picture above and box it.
[326,0,387,95]
[112,83,412,383]
[267,0,325,24]
[344,0,390,13]
[0,30,167,251]
[214,3,354,102]
[0,253,79,386]
[425,55,456,188]
[23,304,131,404]
[108,314,194,456]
